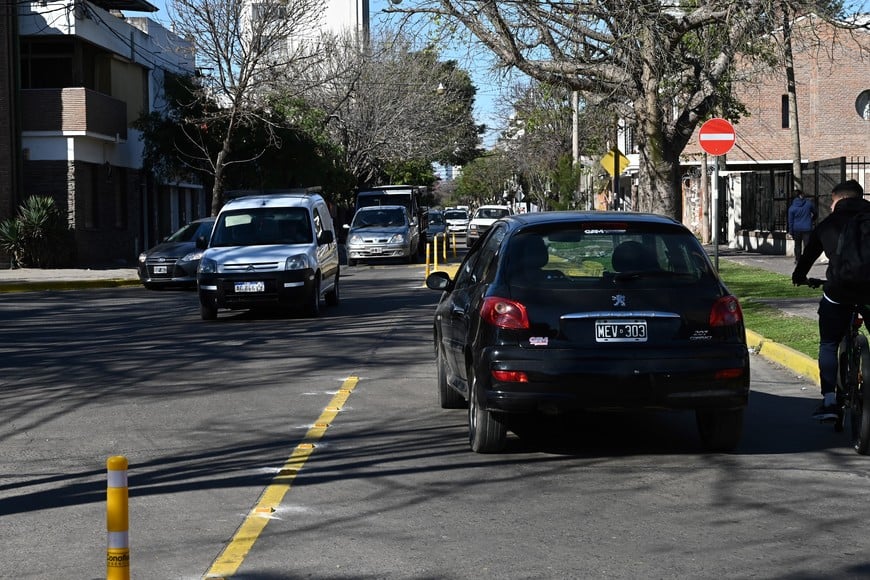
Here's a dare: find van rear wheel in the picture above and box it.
[305,275,321,317]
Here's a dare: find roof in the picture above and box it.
[221,192,325,210]
[508,211,682,226]
[90,0,159,13]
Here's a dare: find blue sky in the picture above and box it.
[140,0,506,147]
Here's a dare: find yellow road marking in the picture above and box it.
[204,376,360,578]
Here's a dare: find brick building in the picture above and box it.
[681,14,870,249]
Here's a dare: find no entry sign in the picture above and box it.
[698,118,736,156]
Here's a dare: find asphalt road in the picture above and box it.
[2,263,870,579]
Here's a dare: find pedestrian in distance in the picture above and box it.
[792,179,870,421]
[787,189,817,264]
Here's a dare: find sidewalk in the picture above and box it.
[0,266,139,292]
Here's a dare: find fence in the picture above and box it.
[737,156,869,232]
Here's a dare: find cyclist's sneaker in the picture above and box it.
[812,403,840,421]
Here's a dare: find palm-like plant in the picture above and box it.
[0,196,74,268]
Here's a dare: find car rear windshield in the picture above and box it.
[210,208,312,246]
[505,222,716,288]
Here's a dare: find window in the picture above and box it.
[857,90,870,121]
[781,95,789,129]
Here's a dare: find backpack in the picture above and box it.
[831,212,870,292]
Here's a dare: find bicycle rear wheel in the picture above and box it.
[852,335,870,454]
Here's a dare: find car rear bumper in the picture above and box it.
[475,344,750,414]
[198,270,314,309]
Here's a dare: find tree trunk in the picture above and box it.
[783,8,803,193]
[634,32,682,221]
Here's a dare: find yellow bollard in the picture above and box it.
[106,456,130,580]
[441,233,447,262]
[433,237,439,272]
[451,232,457,258]
[425,242,431,278]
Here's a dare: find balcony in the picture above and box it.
[20,88,127,142]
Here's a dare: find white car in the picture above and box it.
[443,208,470,234]
[466,205,513,248]
[196,190,340,319]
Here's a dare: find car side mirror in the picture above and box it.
[195,235,208,250]
[318,230,335,245]
[425,271,453,292]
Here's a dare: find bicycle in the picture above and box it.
[805,277,870,454]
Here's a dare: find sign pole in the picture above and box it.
[612,149,618,210]
[712,156,719,271]
[697,117,735,271]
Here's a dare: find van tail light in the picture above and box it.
[480,296,530,329]
[709,295,743,327]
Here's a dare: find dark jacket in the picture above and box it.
[787,197,816,234]
[793,196,870,304]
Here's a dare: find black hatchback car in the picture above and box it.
[138,218,215,289]
[426,211,750,453]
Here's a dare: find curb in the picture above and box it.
[0,279,141,293]
[746,329,819,386]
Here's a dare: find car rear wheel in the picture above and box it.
[325,269,340,307]
[696,408,744,452]
[437,346,465,409]
[468,368,507,453]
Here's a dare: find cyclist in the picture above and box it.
[792,179,870,420]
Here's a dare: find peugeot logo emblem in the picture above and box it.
[612,294,627,307]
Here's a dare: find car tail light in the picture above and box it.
[709,295,743,327]
[492,370,529,383]
[715,368,745,380]
[480,296,530,329]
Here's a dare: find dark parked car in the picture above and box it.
[138,218,215,289]
[426,211,750,453]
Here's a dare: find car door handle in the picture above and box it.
[451,306,466,319]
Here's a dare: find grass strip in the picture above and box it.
[717,261,820,359]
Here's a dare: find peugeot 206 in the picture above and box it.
[426,211,750,453]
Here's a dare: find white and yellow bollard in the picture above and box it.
[106,455,130,580]
[425,242,431,278]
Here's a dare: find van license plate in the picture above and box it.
[235,281,265,293]
[595,319,647,342]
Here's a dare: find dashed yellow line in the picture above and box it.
[204,376,360,579]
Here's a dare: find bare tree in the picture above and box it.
[500,81,612,209]
[166,0,326,215]
[389,0,857,220]
[286,30,481,186]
